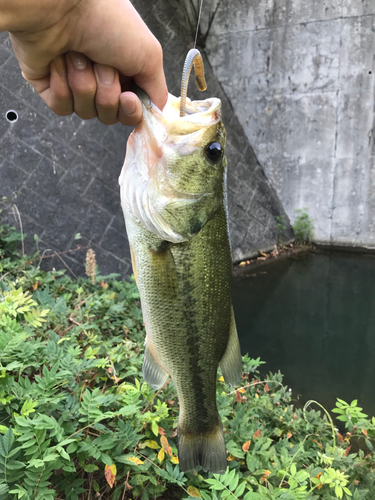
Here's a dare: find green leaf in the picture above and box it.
[27,459,45,468]
[7,460,25,470]
[226,440,245,459]
[228,473,239,492]
[2,428,14,454]
[84,464,99,472]
[335,485,343,499]
[101,453,113,466]
[0,484,9,496]
[15,417,31,428]
[43,453,59,462]
[295,470,309,482]
[205,478,225,491]
[234,481,246,497]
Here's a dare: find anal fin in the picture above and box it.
[219,305,242,387]
[143,342,169,390]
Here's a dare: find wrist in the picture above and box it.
[0,0,81,33]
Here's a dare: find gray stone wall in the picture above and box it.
[0,0,292,277]
[0,29,132,277]
[204,0,375,249]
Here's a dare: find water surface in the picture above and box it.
[232,251,375,418]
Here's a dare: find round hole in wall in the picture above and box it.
[5,110,18,123]
[369,71,372,75]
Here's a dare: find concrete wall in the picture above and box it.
[204,0,375,249]
[0,31,132,277]
[0,1,292,277]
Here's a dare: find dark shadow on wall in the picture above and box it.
[0,0,292,278]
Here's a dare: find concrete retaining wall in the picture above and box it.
[204,0,375,249]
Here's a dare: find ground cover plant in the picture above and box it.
[0,220,374,500]
[292,210,314,244]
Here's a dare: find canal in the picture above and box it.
[232,250,375,419]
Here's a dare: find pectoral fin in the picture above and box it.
[219,306,242,386]
[143,342,169,390]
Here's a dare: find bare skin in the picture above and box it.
[0,0,168,125]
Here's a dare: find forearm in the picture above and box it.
[0,0,80,32]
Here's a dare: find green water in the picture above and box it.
[232,250,375,419]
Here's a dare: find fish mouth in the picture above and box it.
[164,94,221,127]
[140,92,222,138]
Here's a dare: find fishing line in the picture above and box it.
[194,0,204,48]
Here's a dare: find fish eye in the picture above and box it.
[205,142,223,163]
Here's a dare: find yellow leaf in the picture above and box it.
[158,448,165,463]
[242,440,251,452]
[316,472,323,490]
[312,439,324,448]
[362,429,368,437]
[187,485,202,498]
[255,393,259,399]
[287,432,292,439]
[161,435,172,456]
[218,376,225,382]
[239,261,246,266]
[227,454,236,461]
[104,464,116,488]
[261,470,271,483]
[126,456,144,465]
[238,388,246,393]
[170,456,179,464]
[143,440,160,449]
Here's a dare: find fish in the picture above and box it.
[119,52,242,474]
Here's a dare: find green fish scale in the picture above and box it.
[127,205,232,435]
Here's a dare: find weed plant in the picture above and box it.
[293,210,314,244]
[274,215,287,247]
[0,222,374,500]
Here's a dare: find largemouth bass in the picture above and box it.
[119,58,242,473]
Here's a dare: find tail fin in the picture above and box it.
[178,423,227,474]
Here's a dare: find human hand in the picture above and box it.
[4,0,168,125]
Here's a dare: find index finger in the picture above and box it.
[133,41,168,111]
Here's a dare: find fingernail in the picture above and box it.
[96,64,115,85]
[123,96,136,116]
[69,51,88,70]
[54,56,67,77]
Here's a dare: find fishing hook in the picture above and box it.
[179,48,207,117]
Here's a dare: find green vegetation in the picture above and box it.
[0,221,374,500]
[293,210,314,244]
[274,215,287,247]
